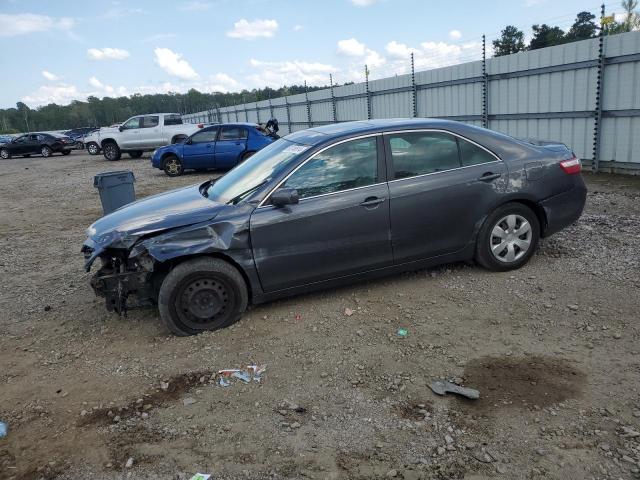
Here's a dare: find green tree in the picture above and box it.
[492,25,526,57]
[605,0,640,33]
[529,24,566,50]
[565,11,598,42]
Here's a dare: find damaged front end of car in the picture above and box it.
[82,232,160,314]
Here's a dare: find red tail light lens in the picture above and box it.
[559,157,581,175]
[197,124,204,128]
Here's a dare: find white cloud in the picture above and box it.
[337,38,366,56]
[449,29,462,40]
[0,13,74,37]
[87,48,130,60]
[201,73,241,93]
[614,12,628,22]
[378,40,483,78]
[247,59,336,88]
[179,1,212,11]
[338,38,386,71]
[350,0,378,6]
[293,24,304,31]
[227,19,279,39]
[22,84,82,106]
[385,40,419,58]
[154,47,199,79]
[89,76,115,94]
[42,70,59,81]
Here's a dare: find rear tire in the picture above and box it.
[1,149,11,159]
[476,203,540,272]
[158,257,248,336]
[128,151,143,159]
[163,154,183,177]
[41,146,52,158]
[87,142,100,155]
[103,142,121,161]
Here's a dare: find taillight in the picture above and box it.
[197,124,204,128]
[559,156,581,175]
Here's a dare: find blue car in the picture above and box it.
[151,122,277,176]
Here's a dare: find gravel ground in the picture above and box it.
[0,151,639,480]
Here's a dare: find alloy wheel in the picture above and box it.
[490,214,532,263]
[165,158,181,175]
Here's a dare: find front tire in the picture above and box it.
[87,142,100,155]
[128,151,143,159]
[1,148,11,159]
[476,203,540,272]
[158,258,248,336]
[103,142,121,161]
[162,155,183,177]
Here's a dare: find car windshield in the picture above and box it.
[206,138,309,204]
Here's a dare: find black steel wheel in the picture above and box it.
[158,258,248,336]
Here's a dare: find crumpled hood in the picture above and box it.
[83,182,223,267]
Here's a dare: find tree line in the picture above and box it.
[0,85,329,134]
[493,1,640,56]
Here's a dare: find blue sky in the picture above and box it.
[0,0,611,108]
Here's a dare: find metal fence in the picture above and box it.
[184,30,640,173]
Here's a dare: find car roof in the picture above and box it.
[283,118,537,159]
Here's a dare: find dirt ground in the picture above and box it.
[1,151,639,480]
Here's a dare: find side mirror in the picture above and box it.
[118,125,124,132]
[185,138,192,145]
[271,188,299,207]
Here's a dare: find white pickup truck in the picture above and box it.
[92,113,203,161]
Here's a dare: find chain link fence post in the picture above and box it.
[482,34,489,128]
[330,74,337,123]
[285,95,292,133]
[365,64,372,120]
[304,81,312,127]
[593,3,606,172]
[411,53,417,118]
[268,90,274,120]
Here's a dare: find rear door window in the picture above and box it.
[141,116,159,128]
[387,131,460,179]
[219,126,248,140]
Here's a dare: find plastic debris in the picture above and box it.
[0,421,7,438]
[344,308,354,316]
[189,474,211,480]
[397,328,408,338]
[217,365,266,386]
[430,379,480,400]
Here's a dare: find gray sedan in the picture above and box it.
[83,119,587,336]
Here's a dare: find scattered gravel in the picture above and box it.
[1,153,639,479]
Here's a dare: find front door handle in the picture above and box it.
[477,172,501,181]
[360,196,386,207]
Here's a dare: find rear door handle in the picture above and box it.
[360,196,386,207]
[478,172,501,181]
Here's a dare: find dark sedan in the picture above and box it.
[82,119,586,336]
[0,133,74,159]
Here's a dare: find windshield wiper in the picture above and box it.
[227,179,269,205]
